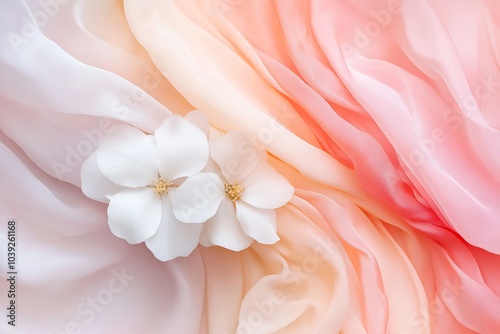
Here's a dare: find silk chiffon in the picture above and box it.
[1,0,499,333]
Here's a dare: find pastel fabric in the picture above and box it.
[0,2,499,334]
[222,0,500,253]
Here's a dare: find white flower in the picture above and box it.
[81,111,212,261]
[172,131,295,251]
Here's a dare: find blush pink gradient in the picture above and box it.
[1,0,499,334]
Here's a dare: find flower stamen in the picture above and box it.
[225,182,243,202]
[153,177,172,198]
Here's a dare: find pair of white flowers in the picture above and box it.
[81,111,294,261]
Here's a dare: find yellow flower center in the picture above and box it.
[224,182,244,202]
[153,177,172,198]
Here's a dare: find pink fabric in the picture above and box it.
[224,0,500,254]
[1,0,499,333]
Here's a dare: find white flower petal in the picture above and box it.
[97,125,158,187]
[202,158,224,179]
[155,115,209,181]
[145,197,203,261]
[184,109,209,134]
[171,172,225,223]
[200,198,253,251]
[81,151,124,203]
[210,131,266,182]
[107,187,162,244]
[207,126,221,141]
[236,201,279,244]
[241,162,294,209]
